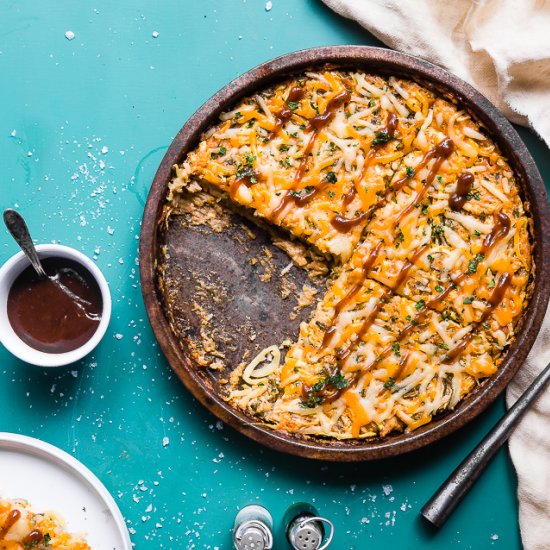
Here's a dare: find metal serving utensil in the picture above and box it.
[3,208,47,279]
[422,359,550,527]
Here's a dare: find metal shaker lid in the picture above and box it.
[233,519,273,550]
[288,516,334,550]
[233,505,273,550]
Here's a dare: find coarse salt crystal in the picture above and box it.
[265,1,272,11]
[162,436,170,447]
[65,31,75,41]
[101,146,109,154]
[152,31,159,38]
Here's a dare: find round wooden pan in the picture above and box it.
[139,46,550,461]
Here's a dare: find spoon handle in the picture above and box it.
[421,360,550,527]
[3,209,47,278]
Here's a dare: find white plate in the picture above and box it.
[0,432,132,549]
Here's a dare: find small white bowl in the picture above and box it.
[0,244,111,367]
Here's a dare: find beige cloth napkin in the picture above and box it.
[321,0,550,147]
[506,305,550,550]
[321,0,550,546]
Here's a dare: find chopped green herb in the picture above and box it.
[289,186,314,199]
[301,394,324,408]
[468,253,484,273]
[235,111,243,119]
[244,152,256,165]
[279,144,290,152]
[421,204,429,215]
[286,100,300,110]
[463,296,474,304]
[435,285,443,293]
[406,166,415,178]
[488,279,496,289]
[391,343,401,357]
[395,229,405,248]
[384,377,396,390]
[427,254,434,263]
[430,221,444,244]
[44,534,51,547]
[327,191,336,198]
[326,372,350,390]
[326,171,337,183]
[416,300,426,310]
[372,131,391,146]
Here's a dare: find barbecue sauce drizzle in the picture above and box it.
[0,509,44,545]
[232,86,305,203]
[269,89,351,221]
[341,112,399,207]
[449,171,475,211]
[331,137,455,233]
[304,211,511,405]
[268,86,305,140]
[0,510,20,539]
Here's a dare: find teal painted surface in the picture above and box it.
[0,1,547,548]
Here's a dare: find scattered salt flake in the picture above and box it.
[152,31,159,38]
[70,370,78,378]
[145,504,153,513]
[101,146,109,154]
[10,130,16,137]
[65,31,75,41]
[99,160,105,170]
[162,436,170,447]
[360,517,370,524]
[114,333,124,340]
[491,534,499,541]
[382,484,393,496]
[265,1,272,10]
[107,226,115,235]
[27,151,32,157]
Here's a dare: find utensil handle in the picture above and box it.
[3,209,47,278]
[422,360,550,527]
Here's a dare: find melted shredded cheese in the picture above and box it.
[166,70,533,441]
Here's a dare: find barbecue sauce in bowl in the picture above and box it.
[7,257,102,354]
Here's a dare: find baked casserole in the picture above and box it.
[165,70,532,440]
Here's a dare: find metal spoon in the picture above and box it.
[421,359,550,527]
[3,208,47,278]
